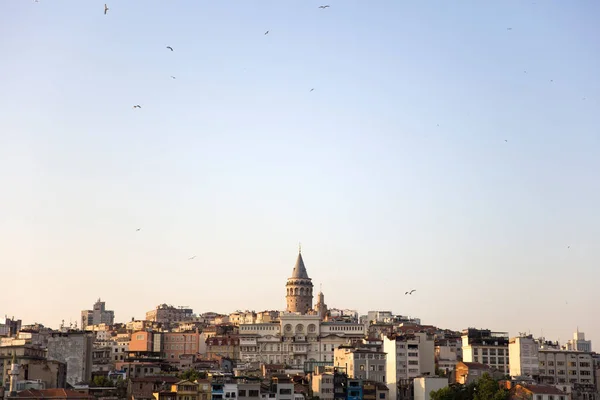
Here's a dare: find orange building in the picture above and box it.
[129,331,154,352]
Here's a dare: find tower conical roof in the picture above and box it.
[291,252,310,279]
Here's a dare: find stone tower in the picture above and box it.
[285,249,314,314]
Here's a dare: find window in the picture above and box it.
[557,361,565,366]
[238,391,246,397]
[378,365,384,371]
[408,361,418,365]
[548,361,554,366]
[249,390,259,397]
[279,389,292,395]
[580,362,591,367]
[536,396,542,400]
[379,394,385,399]
[360,365,365,371]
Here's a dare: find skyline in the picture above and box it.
[1,0,599,349]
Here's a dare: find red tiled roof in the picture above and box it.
[14,389,95,399]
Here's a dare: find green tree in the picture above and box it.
[429,386,456,400]
[474,374,509,400]
[92,375,112,387]
[177,368,207,382]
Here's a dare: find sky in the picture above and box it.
[1,0,599,346]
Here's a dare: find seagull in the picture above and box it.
[405,289,416,295]
[505,139,508,142]
[264,31,269,35]
[133,105,141,109]
[166,46,173,51]
[136,228,141,232]
[319,5,330,8]
[170,76,176,79]
[104,4,109,14]
[310,88,314,92]
[188,256,196,260]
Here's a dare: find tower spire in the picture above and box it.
[299,242,301,254]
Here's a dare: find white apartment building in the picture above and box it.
[334,346,387,383]
[320,322,366,363]
[383,332,435,400]
[509,336,539,378]
[281,313,321,366]
[461,328,510,374]
[239,323,282,364]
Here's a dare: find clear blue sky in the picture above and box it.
[1,0,599,346]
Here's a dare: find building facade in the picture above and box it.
[80,299,114,329]
[461,328,510,374]
[46,331,94,387]
[509,335,540,378]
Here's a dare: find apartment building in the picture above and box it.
[333,346,386,383]
[509,335,540,378]
[564,330,592,353]
[162,331,202,362]
[312,372,335,400]
[239,323,282,363]
[81,299,114,329]
[146,304,194,324]
[46,331,94,387]
[538,349,594,386]
[461,328,510,374]
[383,331,436,400]
[320,322,366,363]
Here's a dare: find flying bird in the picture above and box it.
[166,46,173,51]
[507,27,512,30]
[568,245,571,249]
[104,4,109,14]
[505,139,508,142]
[136,228,141,231]
[405,289,416,295]
[319,5,330,8]
[133,105,141,108]
[264,30,269,35]
[310,88,314,92]
[188,256,196,260]
[170,76,176,79]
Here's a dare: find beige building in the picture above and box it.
[312,372,334,400]
[509,335,539,378]
[146,305,194,324]
[461,328,510,374]
[538,349,594,386]
[334,346,386,383]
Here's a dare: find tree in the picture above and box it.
[430,386,457,400]
[430,376,507,400]
[177,368,207,382]
[92,376,113,387]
